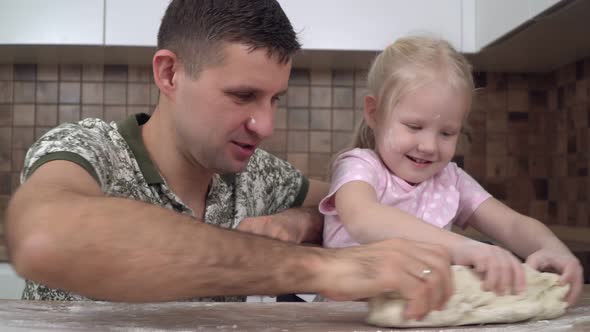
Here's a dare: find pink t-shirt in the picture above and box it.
[319,148,491,249]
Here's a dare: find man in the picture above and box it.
[5,0,452,320]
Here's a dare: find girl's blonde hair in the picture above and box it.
[352,36,474,150]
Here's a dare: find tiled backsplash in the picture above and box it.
[1,58,589,261]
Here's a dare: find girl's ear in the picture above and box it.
[363,95,378,129]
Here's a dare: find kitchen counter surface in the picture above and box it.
[0,286,589,331]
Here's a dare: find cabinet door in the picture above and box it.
[105,0,170,46]
[0,0,104,45]
[278,0,463,51]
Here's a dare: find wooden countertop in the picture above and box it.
[1,286,589,331]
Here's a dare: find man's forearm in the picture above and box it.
[8,192,325,301]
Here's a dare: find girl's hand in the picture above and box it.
[452,240,526,296]
[525,249,584,306]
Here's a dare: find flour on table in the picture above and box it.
[366,264,569,328]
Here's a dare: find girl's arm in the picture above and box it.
[335,180,468,249]
[467,197,583,305]
[466,198,568,258]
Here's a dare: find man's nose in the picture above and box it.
[246,105,274,139]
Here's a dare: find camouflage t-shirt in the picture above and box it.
[20,113,308,302]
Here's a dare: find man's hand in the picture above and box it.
[315,239,453,320]
[236,207,323,244]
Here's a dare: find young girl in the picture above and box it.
[319,36,583,305]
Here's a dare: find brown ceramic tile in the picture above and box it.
[260,129,286,152]
[529,156,548,178]
[287,130,308,152]
[310,70,332,86]
[575,79,588,104]
[550,157,567,177]
[126,106,150,117]
[528,201,548,222]
[274,107,287,130]
[0,128,11,172]
[332,70,354,86]
[150,84,160,105]
[104,83,127,105]
[575,203,588,227]
[486,133,507,155]
[104,65,128,82]
[485,109,507,132]
[82,82,104,104]
[34,127,51,140]
[310,109,331,130]
[506,134,528,156]
[0,65,13,80]
[128,65,152,83]
[12,127,34,150]
[507,74,529,90]
[272,152,286,160]
[547,89,558,110]
[82,105,104,119]
[333,87,353,108]
[59,105,81,123]
[11,149,26,172]
[37,65,58,81]
[287,153,308,174]
[127,83,150,105]
[507,90,529,111]
[0,81,12,103]
[36,82,58,103]
[11,172,20,193]
[60,65,81,81]
[104,106,127,123]
[289,69,310,85]
[486,155,507,178]
[463,156,486,180]
[13,82,35,103]
[507,157,529,177]
[287,109,309,130]
[506,178,534,203]
[82,65,104,82]
[311,86,331,108]
[36,105,58,127]
[355,87,368,109]
[332,131,353,153]
[354,69,368,87]
[528,90,548,111]
[309,153,331,177]
[355,109,364,127]
[333,109,354,131]
[13,104,35,126]
[486,89,507,109]
[572,105,588,129]
[59,82,81,104]
[287,86,309,107]
[0,105,11,127]
[0,172,10,195]
[309,131,331,153]
[14,64,36,81]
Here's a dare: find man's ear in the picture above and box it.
[363,95,379,129]
[152,50,179,101]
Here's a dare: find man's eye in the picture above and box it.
[271,95,281,103]
[232,92,255,102]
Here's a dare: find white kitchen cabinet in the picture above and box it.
[104,0,463,51]
[0,263,25,300]
[278,0,464,51]
[475,0,564,50]
[0,0,104,45]
[105,0,171,46]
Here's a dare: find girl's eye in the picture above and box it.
[405,124,421,130]
[441,131,458,137]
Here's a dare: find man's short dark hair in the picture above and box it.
[157,0,301,76]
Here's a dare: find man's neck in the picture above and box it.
[141,108,212,218]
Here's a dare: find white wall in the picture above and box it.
[0,263,25,300]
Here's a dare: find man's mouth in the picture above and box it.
[406,155,432,164]
[232,141,256,150]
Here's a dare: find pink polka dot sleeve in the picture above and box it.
[319,149,383,215]
[454,165,492,228]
